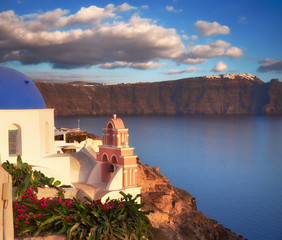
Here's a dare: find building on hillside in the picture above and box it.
[0,66,140,201]
[86,115,141,201]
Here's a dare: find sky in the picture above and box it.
[0,0,281,84]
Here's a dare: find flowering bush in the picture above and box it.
[2,156,62,200]
[13,188,152,239]
[4,158,153,239]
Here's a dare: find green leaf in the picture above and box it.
[53,180,61,186]
[67,222,80,240]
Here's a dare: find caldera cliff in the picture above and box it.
[137,160,245,240]
[35,73,282,117]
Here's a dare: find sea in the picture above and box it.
[55,115,282,240]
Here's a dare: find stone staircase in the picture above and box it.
[72,182,108,201]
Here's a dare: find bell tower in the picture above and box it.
[97,114,137,188]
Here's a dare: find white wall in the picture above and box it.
[0,109,72,186]
[0,109,55,165]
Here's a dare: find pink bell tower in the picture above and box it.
[97,114,137,188]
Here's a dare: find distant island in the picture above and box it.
[35,73,282,117]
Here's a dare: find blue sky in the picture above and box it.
[0,0,281,83]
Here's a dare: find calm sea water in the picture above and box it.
[55,115,282,240]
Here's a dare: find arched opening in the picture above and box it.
[107,122,114,129]
[106,122,114,146]
[109,155,118,173]
[102,154,108,162]
[111,155,118,164]
[8,124,22,156]
[45,122,50,154]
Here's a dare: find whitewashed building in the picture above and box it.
[0,66,71,185]
[0,66,141,202]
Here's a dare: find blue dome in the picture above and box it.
[0,67,46,109]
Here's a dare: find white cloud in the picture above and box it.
[257,58,282,73]
[187,40,243,59]
[166,6,175,12]
[28,71,105,83]
[184,66,201,72]
[99,61,165,70]
[166,6,182,13]
[179,58,207,65]
[163,66,201,75]
[0,7,185,69]
[212,61,228,72]
[195,20,230,36]
[225,47,243,58]
[0,6,243,70]
[115,3,137,13]
[141,5,149,10]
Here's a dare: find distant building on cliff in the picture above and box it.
[0,66,140,201]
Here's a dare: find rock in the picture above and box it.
[35,74,282,116]
[137,161,246,240]
[262,80,282,114]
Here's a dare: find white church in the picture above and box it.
[0,66,140,201]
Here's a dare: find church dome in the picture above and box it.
[0,67,46,109]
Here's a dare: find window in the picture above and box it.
[8,124,21,156]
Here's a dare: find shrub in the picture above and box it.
[4,158,153,239]
[13,189,152,239]
[1,156,62,200]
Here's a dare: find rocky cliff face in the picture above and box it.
[262,79,282,114]
[137,161,245,240]
[35,74,282,116]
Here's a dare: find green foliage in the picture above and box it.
[14,190,153,239]
[5,157,153,239]
[1,156,62,200]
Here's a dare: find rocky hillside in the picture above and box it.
[137,161,245,240]
[35,74,282,116]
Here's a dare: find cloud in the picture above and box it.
[141,5,149,10]
[27,71,106,83]
[182,34,189,40]
[0,5,242,70]
[225,47,243,58]
[99,61,166,70]
[24,5,117,31]
[115,3,137,13]
[212,61,228,72]
[0,7,186,69]
[179,58,207,65]
[195,20,230,36]
[257,58,282,73]
[166,6,182,13]
[162,66,201,75]
[187,40,243,59]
